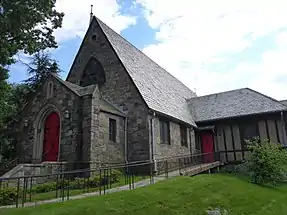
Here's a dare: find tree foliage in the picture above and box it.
[0,52,61,162]
[246,138,287,186]
[0,0,64,71]
[0,0,64,163]
[0,71,11,128]
[24,51,61,91]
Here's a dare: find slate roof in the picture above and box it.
[280,100,287,106]
[99,99,127,117]
[188,88,287,122]
[95,17,197,126]
[52,73,97,96]
[53,73,125,116]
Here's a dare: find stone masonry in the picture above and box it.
[66,18,150,162]
[16,75,82,163]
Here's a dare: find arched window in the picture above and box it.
[47,82,53,99]
[80,57,106,87]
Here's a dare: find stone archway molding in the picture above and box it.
[32,104,62,163]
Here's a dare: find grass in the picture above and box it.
[16,175,146,203]
[2,173,287,215]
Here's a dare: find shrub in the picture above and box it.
[30,169,122,194]
[245,138,287,185]
[0,169,123,206]
[110,169,121,183]
[32,182,56,193]
[0,187,18,206]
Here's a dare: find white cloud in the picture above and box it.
[136,0,287,100]
[276,32,287,46]
[54,0,136,42]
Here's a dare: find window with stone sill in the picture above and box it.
[160,118,170,145]
[109,118,117,142]
[180,125,188,147]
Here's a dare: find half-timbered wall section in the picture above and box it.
[197,112,287,163]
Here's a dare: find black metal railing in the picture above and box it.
[0,152,220,209]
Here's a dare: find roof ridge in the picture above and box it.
[51,73,81,96]
[188,87,248,100]
[246,88,287,109]
[95,16,195,95]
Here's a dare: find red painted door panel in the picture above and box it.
[201,132,214,163]
[43,112,60,162]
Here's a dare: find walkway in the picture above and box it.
[0,161,221,209]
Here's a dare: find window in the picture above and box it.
[180,125,188,147]
[240,122,259,147]
[47,82,53,99]
[160,119,170,145]
[80,57,106,87]
[109,118,116,142]
[91,34,97,42]
[195,134,201,150]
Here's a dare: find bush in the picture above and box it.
[0,169,123,206]
[0,187,18,206]
[30,169,122,194]
[246,138,287,185]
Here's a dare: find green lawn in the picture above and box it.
[19,175,146,203]
[2,173,287,215]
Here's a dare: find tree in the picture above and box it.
[24,51,61,91]
[0,72,12,129]
[0,0,64,72]
[0,51,61,162]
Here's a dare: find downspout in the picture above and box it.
[151,112,157,172]
[124,116,128,164]
[280,111,287,146]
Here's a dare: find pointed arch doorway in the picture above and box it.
[42,112,60,162]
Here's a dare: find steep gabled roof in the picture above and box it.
[54,74,125,116]
[52,73,97,96]
[95,17,197,126]
[188,88,287,122]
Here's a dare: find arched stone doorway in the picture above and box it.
[42,112,60,162]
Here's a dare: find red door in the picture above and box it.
[201,132,214,163]
[43,112,60,162]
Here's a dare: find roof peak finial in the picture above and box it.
[89,5,94,24]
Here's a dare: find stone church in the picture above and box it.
[14,16,287,172]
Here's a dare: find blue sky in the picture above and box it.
[8,0,287,100]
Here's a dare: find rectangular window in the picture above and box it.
[109,118,116,142]
[240,122,259,148]
[160,119,170,145]
[180,125,188,147]
[195,135,201,150]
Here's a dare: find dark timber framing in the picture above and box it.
[230,124,236,160]
[196,112,287,163]
[222,127,228,162]
[239,126,245,160]
[265,119,270,141]
[275,120,280,143]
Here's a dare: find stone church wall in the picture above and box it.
[15,76,82,163]
[66,20,150,162]
[90,111,125,170]
[151,115,195,160]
